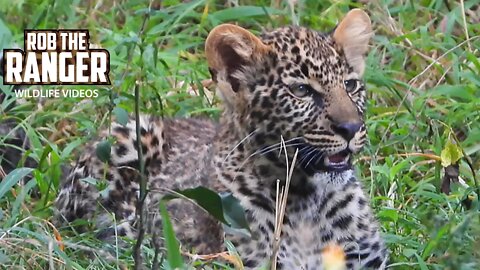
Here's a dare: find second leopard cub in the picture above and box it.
[56,9,388,269]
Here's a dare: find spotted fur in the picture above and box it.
[56,9,388,269]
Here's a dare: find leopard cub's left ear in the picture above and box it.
[333,9,372,76]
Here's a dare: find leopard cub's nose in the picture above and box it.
[331,122,362,141]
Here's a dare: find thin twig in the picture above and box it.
[459,0,472,52]
[132,1,154,268]
[133,82,147,269]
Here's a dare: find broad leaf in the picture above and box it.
[112,107,129,126]
[164,186,227,224]
[163,186,250,231]
[96,140,111,163]
[440,139,463,167]
[220,192,250,231]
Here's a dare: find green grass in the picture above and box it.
[1,0,479,269]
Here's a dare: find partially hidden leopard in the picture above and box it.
[55,9,388,269]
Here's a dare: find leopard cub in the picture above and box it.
[56,9,388,269]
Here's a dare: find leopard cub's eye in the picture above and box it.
[289,84,312,98]
[344,79,358,92]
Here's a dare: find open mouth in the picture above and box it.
[295,143,352,174]
[323,150,351,171]
[261,139,353,174]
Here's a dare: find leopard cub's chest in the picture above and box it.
[232,171,387,269]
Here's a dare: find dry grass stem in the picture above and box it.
[270,136,298,270]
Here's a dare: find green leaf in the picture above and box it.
[163,187,250,232]
[61,139,83,159]
[389,159,410,181]
[378,208,399,222]
[7,179,36,227]
[220,192,250,231]
[429,85,474,100]
[0,168,34,199]
[80,177,98,186]
[440,138,464,167]
[96,140,111,163]
[0,17,12,49]
[421,222,450,259]
[32,170,47,197]
[465,51,480,73]
[414,253,429,270]
[0,250,10,264]
[402,248,417,258]
[210,6,284,22]
[112,107,129,126]
[159,201,184,269]
[164,186,227,224]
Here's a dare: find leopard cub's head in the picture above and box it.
[206,9,372,173]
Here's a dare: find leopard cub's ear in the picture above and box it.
[205,24,270,94]
[333,9,372,76]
